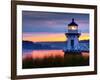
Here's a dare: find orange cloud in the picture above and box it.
[23,33,66,42]
[23,33,89,42]
[79,33,89,41]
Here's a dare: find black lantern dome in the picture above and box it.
[68,18,78,26]
[68,18,78,31]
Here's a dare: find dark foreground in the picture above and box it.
[22,53,89,69]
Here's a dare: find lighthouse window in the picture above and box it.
[71,40,74,48]
[68,26,77,30]
[71,26,76,30]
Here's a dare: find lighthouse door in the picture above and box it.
[71,40,74,49]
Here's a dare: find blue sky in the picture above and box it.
[22,11,89,34]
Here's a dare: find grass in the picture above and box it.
[22,53,89,69]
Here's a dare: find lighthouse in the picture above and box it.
[65,18,81,54]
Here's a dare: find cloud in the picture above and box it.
[22,11,89,33]
[23,32,89,42]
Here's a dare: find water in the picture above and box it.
[22,49,89,60]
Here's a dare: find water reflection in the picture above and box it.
[23,50,89,60]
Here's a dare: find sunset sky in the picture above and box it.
[22,11,89,42]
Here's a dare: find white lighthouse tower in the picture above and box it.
[65,18,81,53]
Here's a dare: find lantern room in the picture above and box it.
[68,18,78,33]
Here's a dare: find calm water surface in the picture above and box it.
[23,49,89,59]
